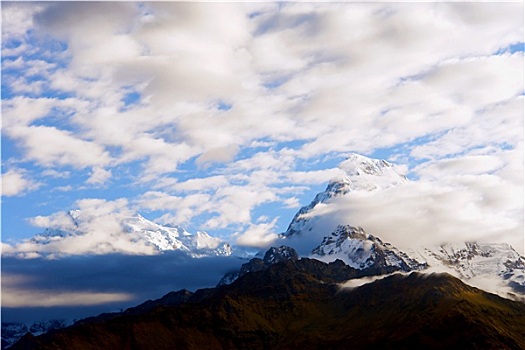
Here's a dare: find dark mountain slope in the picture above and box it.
[12,259,525,350]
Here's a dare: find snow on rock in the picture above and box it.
[410,242,525,295]
[310,225,427,271]
[2,320,70,349]
[281,154,525,298]
[121,215,233,257]
[263,246,299,265]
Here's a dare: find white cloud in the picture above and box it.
[415,155,506,179]
[196,145,240,168]
[1,2,45,42]
[6,125,112,169]
[299,172,523,255]
[8,198,160,257]
[86,167,112,185]
[283,197,301,209]
[1,169,41,197]
[235,217,279,248]
[137,191,211,225]
[2,284,134,307]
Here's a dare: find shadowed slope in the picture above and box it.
[12,259,525,350]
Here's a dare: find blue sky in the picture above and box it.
[1,2,524,320]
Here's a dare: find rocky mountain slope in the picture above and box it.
[218,245,299,285]
[1,321,69,350]
[10,256,525,350]
[412,242,525,297]
[311,225,427,271]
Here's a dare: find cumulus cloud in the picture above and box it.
[1,168,41,197]
[235,217,279,247]
[136,191,212,225]
[8,198,156,257]
[196,145,240,168]
[294,170,523,255]
[7,125,112,169]
[86,167,112,185]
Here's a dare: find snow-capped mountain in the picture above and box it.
[1,320,69,349]
[281,154,525,298]
[283,153,407,237]
[311,225,427,271]
[23,211,232,258]
[411,243,525,296]
[121,214,232,257]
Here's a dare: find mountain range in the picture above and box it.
[279,154,525,298]
[9,251,525,350]
[24,210,233,258]
[3,153,524,348]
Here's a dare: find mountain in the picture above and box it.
[121,214,232,257]
[1,320,69,350]
[411,242,525,297]
[218,245,299,286]
[10,257,525,350]
[311,225,427,271]
[282,153,407,237]
[280,154,525,298]
[20,211,232,258]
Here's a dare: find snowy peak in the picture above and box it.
[413,242,525,295]
[334,153,408,193]
[263,246,299,265]
[2,320,69,349]
[21,212,232,258]
[121,215,232,257]
[283,154,407,237]
[311,225,427,272]
[340,153,397,176]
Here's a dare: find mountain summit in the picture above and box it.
[283,154,407,237]
[311,225,427,271]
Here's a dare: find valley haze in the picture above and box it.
[1,1,523,345]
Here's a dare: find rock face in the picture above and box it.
[311,225,427,271]
[11,258,525,350]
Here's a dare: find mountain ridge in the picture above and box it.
[10,257,525,350]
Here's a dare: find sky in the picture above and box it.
[1,2,524,322]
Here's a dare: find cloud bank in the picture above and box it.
[1,252,244,323]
